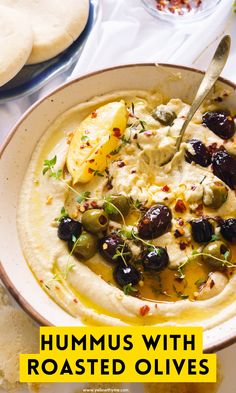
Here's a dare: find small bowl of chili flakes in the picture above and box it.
[141,0,223,24]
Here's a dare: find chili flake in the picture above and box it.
[175,199,186,213]
[139,305,150,316]
[113,127,121,138]
[91,111,97,118]
[162,185,170,192]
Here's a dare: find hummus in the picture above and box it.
[17,90,236,328]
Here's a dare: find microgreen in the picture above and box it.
[195,278,206,288]
[189,250,235,269]
[131,229,161,254]
[136,142,143,150]
[210,234,220,242]
[123,283,138,296]
[131,198,142,210]
[139,120,147,133]
[55,206,68,222]
[172,285,189,300]
[42,155,62,179]
[112,243,131,267]
[89,168,104,177]
[131,102,135,116]
[81,135,89,142]
[118,227,134,240]
[77,191,91,203]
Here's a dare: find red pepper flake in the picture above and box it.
[179,241,188,250]
[113,127,121,138]
[162,185,170,192]
[117,161,125,168]
[139,305,150,316]
[154,304,158,309]
[91,201,98,208]
[91,112,97,118]
[88,159,95,163]
[175,199,186,213]
[73,298,78,304]
[155,0,195,14]
[177,218,184,226]
[195,203,203,216]
[131,169,136,174]
[88,168,94,174]
[133,133,138,140]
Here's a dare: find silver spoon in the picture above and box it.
[163,35,231,167]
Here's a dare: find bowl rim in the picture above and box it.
[1,63,236,352]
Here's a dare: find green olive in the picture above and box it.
[152,106,177,126]
[104,195,130,221]
[203,182,228,209]
[202,240,232,269]
[71,231,98,260]
[81,209,109,234]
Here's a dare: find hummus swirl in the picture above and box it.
[17,90,236,328]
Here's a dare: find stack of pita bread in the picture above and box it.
[0,0,89,87]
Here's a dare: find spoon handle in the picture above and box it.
[175,35,231,152]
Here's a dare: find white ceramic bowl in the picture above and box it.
[1,64,236,352]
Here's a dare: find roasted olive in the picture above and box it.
[141,247,169,272]
[58,217,82,241]
[138,204,172,240]
[190,218,214,243]
[185,139,211,167]
[203,182,228,209]
[212,150,236,190]
[69,231,98,260]
[202,110,235,140]
[104,195,130,221]
[152,105,177,125]
[98,233,132,264]
[113,264,141,287]
[81,209,109,234]
[202,240,232,269]
[220,218,236,243]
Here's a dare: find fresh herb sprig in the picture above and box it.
[43,156,62,179]
[123,283,138,296]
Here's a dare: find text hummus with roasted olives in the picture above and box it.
[18,89,236,327]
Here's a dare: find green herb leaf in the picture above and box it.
[211,234,220,242]
[139,120,147,133]
[123,283,138,295]
[55,206,68,222]
[77,191,91,203]
[89,168,104,177]
[81,135,89,142]
[136,142,143,150]
[195,278,206,288]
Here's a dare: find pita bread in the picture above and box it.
[0,0,90,64]
[0,5,33,87]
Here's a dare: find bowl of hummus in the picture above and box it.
[0,64,236,352]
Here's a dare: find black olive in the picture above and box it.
[202,110,235,140]
[113,264,141,287]
[138,204,172,240]
[212,150,236,190]
[58,217,82,241]
[185,139,211,167]
[220,218,236,243]
[141,247,169,272]
[190,218,214,243]
[98,233,132,264]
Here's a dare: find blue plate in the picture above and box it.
[0,0,98,102]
